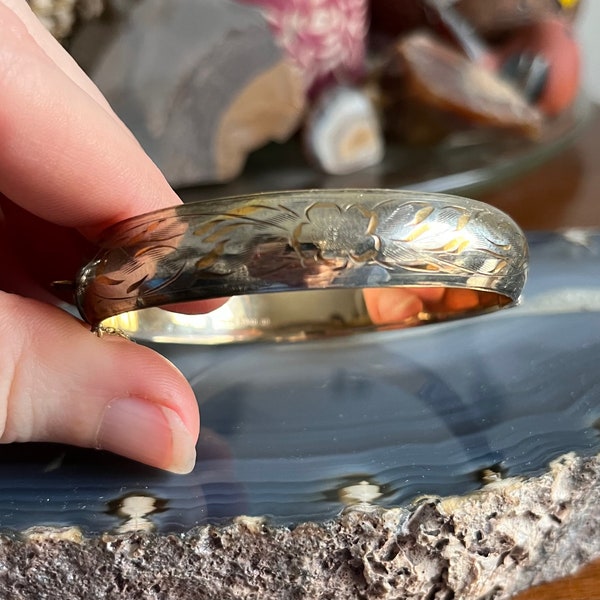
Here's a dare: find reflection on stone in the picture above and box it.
[477,463,507,485]
[107,493,167,534]
[338,480,383,506]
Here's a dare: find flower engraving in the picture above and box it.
[291,202,381,266]
[89,217,189,306]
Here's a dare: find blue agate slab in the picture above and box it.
[1,232,599,533]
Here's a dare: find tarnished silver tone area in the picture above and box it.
[75,190,528,343]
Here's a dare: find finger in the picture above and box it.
[0,198,96,294]
[0,196,226,314]
[163,300,230,315]
[0,2,181,236]
[1,0,121,118]
[442,288,481,311]
[363,288,424,325]
[0,292,199,473]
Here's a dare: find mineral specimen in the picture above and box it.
[67,0,305,186]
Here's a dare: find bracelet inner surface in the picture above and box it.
[97,287,512,344]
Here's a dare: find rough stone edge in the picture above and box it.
[0,452,598,599]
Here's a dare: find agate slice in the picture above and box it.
[303,86,384,175]
[0,231,598,536]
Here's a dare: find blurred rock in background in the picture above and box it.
[28,0,104,40]
[28,0,583,185]
[65,0,307,187]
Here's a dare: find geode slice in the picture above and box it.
[0,453,598,599]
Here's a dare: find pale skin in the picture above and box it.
[0,0,204,473]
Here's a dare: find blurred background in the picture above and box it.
[27,0,597,197]
[576,1,600,102]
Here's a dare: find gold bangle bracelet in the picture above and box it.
[75,189,528,344]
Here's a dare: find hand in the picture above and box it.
[363,287,483,325]
[0,0,200,473]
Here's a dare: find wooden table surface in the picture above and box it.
[474,106,600,599]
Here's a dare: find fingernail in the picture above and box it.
[96,397,197,474]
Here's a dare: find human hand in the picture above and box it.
[0,0,203,473]
[363,287,484,325]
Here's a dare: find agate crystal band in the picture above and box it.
[75,190,528,343]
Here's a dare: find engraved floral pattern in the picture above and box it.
[76,191,528,326]
[291,202,380,264]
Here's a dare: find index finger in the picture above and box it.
[0,2,181,239]
[1,0,120,116]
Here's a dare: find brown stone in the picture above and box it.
[66,0,305,187]
[214,59,304,183]
[380,32,543,144]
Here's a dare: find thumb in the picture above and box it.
[0,292,199,473]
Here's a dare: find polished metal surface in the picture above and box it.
[76,190,528,343]
[1,231,598,533]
